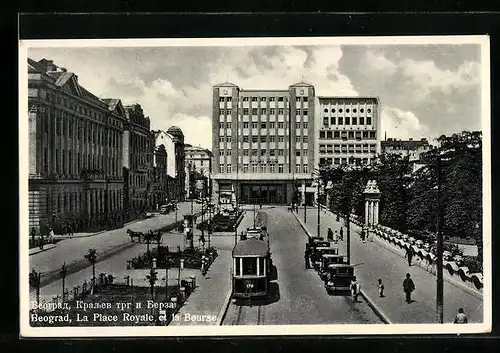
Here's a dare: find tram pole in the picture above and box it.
[303,179,307,224]
[317,179,321,239]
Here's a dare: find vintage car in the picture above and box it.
[311,246,339,269]
[318,254,349,280]
[324,264,355,294]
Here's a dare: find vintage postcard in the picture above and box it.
[19,36,491,337]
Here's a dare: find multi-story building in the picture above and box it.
[184,144,213,198]
[28,58,126,234]
[152,143,168,208]
[317,97,380,168]
[381,137,434,173]
[212,81,316,206]
[152,127,186,202]
[122,104,154,218]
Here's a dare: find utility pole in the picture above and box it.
[317,179,321,238]
[346,185,351,265]
[201,187,205,250]
[303,179,307,223]
[436,156,444,324]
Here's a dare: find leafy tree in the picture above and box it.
[84,249,97,288]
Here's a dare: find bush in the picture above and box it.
[463,256,482,273]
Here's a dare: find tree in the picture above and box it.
[84,249,97,289]
[146,267,158,300]
[144,230,154,256]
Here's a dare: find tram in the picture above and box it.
[231,237,272,298]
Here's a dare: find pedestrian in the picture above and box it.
[333,230,339,243]
[48,228,55,242]
[454,308,468,324]
[350,276,361,302]
[403,273,415,303]
[360,229,366,242]
[67,223,73,237]
[304,248,310,269]
[30,227,37,244]
[405,247,413,267]
[339,227,344,241]
[377,278,385,298]
[327,228,334,241]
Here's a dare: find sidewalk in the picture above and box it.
[292,207,484,324]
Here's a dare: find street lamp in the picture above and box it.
[303,178,307,223]
[60,263,67,301]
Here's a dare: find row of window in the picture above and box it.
[46,189,123,218]
[219,164,309,174]
[319,130,377,140]
[323,116,372,126]
[323,107,372,114]
[219,136,309,143]
[219,96,309,103]
[319,145,377,154]
[320,157,375,165]
[219,122,309,129]
[219,149,308,157]
[220,108,308,116]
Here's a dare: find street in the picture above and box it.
[223,207,382,325]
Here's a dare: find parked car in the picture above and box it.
[324,264,355,294]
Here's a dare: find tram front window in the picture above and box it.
[242,258,257,275]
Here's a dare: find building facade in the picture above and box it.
[152,144,168,208]
[28,58,126,234]
[381,137,434,173]
[153,127,186,202]
[185,144,213,199]
[122,104,154,218]
[317,97,381,168]
[211,82,316,206]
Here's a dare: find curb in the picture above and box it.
[359,289,392,324]
[29,244,57,256]
[216,287,233,326]
[292,209,392,324]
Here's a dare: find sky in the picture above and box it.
[28,42,483,150]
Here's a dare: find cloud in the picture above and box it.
[380,107,430,140]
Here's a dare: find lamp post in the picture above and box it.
[303,178,307,223]
[436,155,444,324]
[60,262,67,301]
[317,177,321,239]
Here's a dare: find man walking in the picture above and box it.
[403,273,415,303]
[350,276,361,302]
[304,247,311,269]
[339,227,344,241]
[327,228,334,242]
[405,248,414,267]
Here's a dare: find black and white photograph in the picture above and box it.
[19,36,491,337]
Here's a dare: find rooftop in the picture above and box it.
[232,237,269,257]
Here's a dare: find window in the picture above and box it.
[252,164,258,173]
[243,122,249,128]
[323,117,329,126]
[303,136,308,143]
[252,150,258,156]
[243,149,249,156]
[339,108,343,113]
[260,136,267,143]
[303,164,308,174]
[227,97,232,102]
[226,150,231,156]
[345,117,350,125]
[269,136,275,142]
[278,136,284,142]
[278,109,284,115]
[219,150,224,156]
[252,97,258,102]
[269,97,275,102]
[243,164,248,173]
[296,97,302,102]
[360,117,365,125]
[296,164,301,173]
[252,136,258,143]
[320,131,326,139]
[278,96,284,101]
[243,97,249,102]
[258,97,265,102]
[252,122,258,129]
[261,108,267,115]
[296,151,301,156]
[296,137,301,143]
[352,117,357,125]
[360,108,364,113]
[346,108,350,113]
[367,117,372,125]
[226,123,232,129]
[278,150,284,156]
[252,108,258,115]
[278,122,284,129]
[219,137,224,143]
[220,109,225,115]
[338,117,343,125]
[296,123,301,129]
[219,97,225,102]
[227,165,232,173]
[220,164,224,173]
[278,164,284,173]
[303,122,308,129]
[243,108,249,115]
[270,164,276,173]
[367,108,372,113]
[334,158,340,165]
[324,108,329,113]
[303,110,308,116]
[219,122,225,129]
[226,137,232,142]
[243,136,249,142]
[329,117,335,125]
[261,122,267,129]
[269,122,275,129]
[370,131,376,138]
[269,149,276,156]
